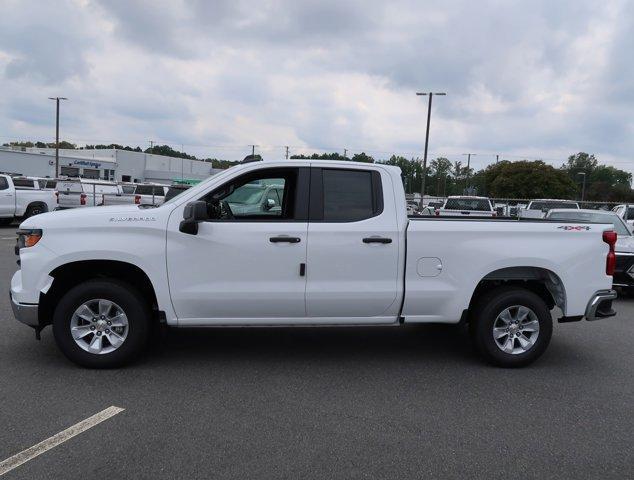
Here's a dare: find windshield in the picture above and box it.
[529,201,578,211]
[444,198,492,211]
[547,211,630,236]
[161,164,245,208]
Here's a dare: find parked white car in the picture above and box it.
[521,199,579,219]
[102,183,169,207]
[12,160,616,368]
[0,174,57,225]
[546,208,634,289]
[56,179,121,209]
[437,196,495,217]
[611,204,634,228]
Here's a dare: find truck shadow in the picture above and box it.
[149,323,477,366]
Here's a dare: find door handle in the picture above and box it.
[363,237,392,244]
[269,236,301,243]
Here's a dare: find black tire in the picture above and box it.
[52,279,150,368]
[469,286,553,367]
[25,203,47,218]
[0,218,13,226]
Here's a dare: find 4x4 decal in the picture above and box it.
[557,225,591,231]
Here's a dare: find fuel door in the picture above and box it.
[417,257,443,277]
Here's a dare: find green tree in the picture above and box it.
[351,152,375,163]
[488,160,577,199]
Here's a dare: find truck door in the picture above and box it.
[166,167,309,323]
[0,176,16,217]
[305,167,400,322]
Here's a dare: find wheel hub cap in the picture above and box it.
[70,299,129,355]
[492,305,540,355]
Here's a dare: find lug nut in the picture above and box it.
[96,331,102,336]
[90,326,95,330]
[107,321,111,326]
[105,329,110,334]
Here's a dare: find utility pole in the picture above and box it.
[149,140,154,152]
[249,144,258,157]
[462,153,476,193]
[285,146,289,160]
[416,92,446,207]
[48,97,67,177]
[343,148,347,159]
[496,154,499,164]
[578,172,587,202]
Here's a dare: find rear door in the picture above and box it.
[305,167,400,322]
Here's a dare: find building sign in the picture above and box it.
[72,160,104,169]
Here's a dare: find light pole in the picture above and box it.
[578,172,587,202]
[416,92,446,207]
[462,153,476,193]
[48,97,67,177]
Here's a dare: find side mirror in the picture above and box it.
[179,200,209,235]
[264,198,276,210]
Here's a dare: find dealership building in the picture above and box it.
[0,146,222,184]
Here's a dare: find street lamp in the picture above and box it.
[578,172,587,202]
[416,92,446,207]
[48,97,68,177]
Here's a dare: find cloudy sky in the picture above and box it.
[1,0,632,171]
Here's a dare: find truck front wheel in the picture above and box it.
[470,286,553,367]
[52,279,150,368]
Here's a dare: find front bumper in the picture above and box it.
[585,289,617,321]
[10,292,39,327]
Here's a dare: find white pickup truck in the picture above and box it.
[11,160,617,368]
[0,174,57,225]
[437,196,496,217]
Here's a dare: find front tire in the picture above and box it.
[469,286,553,367]
[52,279,150,368]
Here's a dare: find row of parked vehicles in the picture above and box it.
[0,174,191,225]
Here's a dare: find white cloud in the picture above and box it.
[0,0,632,172]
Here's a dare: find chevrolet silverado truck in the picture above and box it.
[0,174,57,225]
[11,160,617,368]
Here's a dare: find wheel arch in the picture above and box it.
[468,266,566,316]
[25,201,49,216]
[39,260,161,327]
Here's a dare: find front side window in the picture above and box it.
[0,177,8,190]
[322,169,379,222]
[203,168,298,221]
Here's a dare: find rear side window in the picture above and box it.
[13,179,35,188]
[627,207,634,220]
[0,177,8,190]
[319,169,382,222]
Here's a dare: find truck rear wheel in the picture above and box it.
[25,203,47,218]
[469,286,553,367]
[52,279,150,368]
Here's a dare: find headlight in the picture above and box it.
[16,228,43,254]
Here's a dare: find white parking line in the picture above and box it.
[0,406,124,476]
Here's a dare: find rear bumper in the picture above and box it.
[10,292,39,327]
[585,289,617,321]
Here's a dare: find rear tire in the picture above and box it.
[25,203,47,218]
[469,286,553,367]
[0,218,13,226]
[52,279,150,368]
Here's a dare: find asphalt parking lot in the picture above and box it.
[0,224,632,479]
